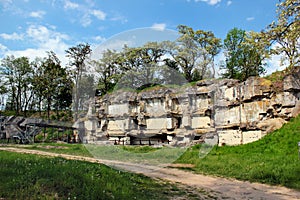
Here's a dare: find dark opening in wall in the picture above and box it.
[176,117,182,128]
[101,124,107,131]
[205,109,211,117]
[193,135,201,140]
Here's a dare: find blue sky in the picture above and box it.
[0,0,281,73]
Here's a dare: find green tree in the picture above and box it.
[115,43,167,89]
[222,28,266,81]
[263,0,300,69]
[66,43,92,120]
[32,52,73,120]
[0,56,34,116]
[31,57,47,115]
[167,25,221,82]
[91,49,121,95]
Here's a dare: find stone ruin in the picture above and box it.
[75,68,300,146]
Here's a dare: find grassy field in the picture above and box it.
[176,115,300,189]
[1,114,299,195]
[0,151,199,200]
[0,142,93,157]
[0,143,187,165]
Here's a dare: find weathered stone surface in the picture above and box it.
[283,67,300,91]
[218,130,242,146]
[191,116,211,129]
[292,100,300,117]
[240,77,272,101]
[257,118,286,134]
[78,70,300,146]
[242,130,262,144]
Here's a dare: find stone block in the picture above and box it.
[108,104,129,115]
[146,118,167,130]
[218,130,242,146]
[191,116,211,129]
[242,130,262,144]
[182,115,192,127]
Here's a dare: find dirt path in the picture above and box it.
[1,147,300,200]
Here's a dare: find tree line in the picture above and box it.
[0,0,298,121]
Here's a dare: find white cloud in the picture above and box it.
[80,9,106,27]
[29,10,46,18]
[79,9,107,27]
[26,25,69,47]
[151,23,166,31]
[246,17,255,21]
[110,15,128,23]
[91,39,135,60]
[62,0,107,27]
[0,0,12,9]
[7,48,48,61]
[64,0,79,10]
[93,35,106,43]
[0,43,8,55]
[2,25,71,65]
[196,0,221,5]
[91,9,106,20]
[80,13,92,27]
[227,0,232,6]
[0,32,23,40]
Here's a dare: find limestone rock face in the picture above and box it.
[283,67,300,92]
[79,69,300,146]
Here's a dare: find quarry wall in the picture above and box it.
[77,68,300,146]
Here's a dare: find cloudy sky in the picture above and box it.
[0,0,282,73]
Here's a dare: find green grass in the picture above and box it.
[85,144,187,165]
[29,143,93,157]
[0,151,192,200]
[121,145,162,153]
[176,115,300,190]
[0,143,93,157]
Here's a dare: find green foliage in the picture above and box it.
[222,28,267,81]
[91,49,122,95]
[66,43,92,120]
[33,51,73,120]
[0,56,34,116]
[175,25,222,81]
[0,151,190,200]
[262,0,300,69]
[176,115,300,189]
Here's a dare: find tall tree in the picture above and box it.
[168,25,221,82]
[31,57,46,115]
[32,52,73,120]
[262,0,300,69]
[0,56,34,116]
[115,43,167,89]
[66,43,92,120]
[91,49,121,95]
[222,28,266,81]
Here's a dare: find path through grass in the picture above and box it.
[0,151,198,200]
[176,115,300,189]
